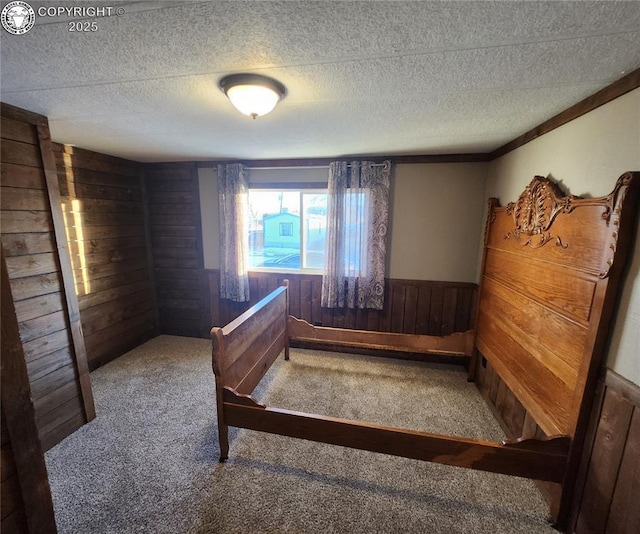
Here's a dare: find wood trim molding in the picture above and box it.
[194,153,491,168]
[145,161,198,171]
[1,249,58,534]
[392,153,492,164]
[37,119,96,422]
[490,68,640,159]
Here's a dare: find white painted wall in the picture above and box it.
[388,163,487,281]
[484,88,640,385]
[199,163,488,282]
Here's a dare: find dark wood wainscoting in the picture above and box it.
[145,164,208,338]
[207,270,477,338]
[476,357,535,438]
[54,144,157,370]
[477,358,640,533]
[476,356,565,518]
[569,369,640,534]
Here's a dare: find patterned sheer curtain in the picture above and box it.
[218,163,250,302]
[321,160,391,310]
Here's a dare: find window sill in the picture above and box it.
[248,268,324,276]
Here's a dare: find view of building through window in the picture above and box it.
[247,190,327,270]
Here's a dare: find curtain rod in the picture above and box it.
[347,162,389,167]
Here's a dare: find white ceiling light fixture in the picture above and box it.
[219,73,286,119]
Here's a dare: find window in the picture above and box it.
[279,222,293,236]
[247,189,327,271]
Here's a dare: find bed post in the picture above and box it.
[283,279,290,361]
[467,197,498,383]
[211,327,229,462]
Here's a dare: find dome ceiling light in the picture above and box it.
[219,73,286,119]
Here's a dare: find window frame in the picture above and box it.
[278,221,294,237]
[247,183,328,275]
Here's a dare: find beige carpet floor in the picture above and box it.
[46,335,556,533]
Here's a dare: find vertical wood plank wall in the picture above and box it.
[476,356,565,518]
[54,144,157,370]
[476,358,533,438]
[1,103,94,451]
[476,358,640,533]
[569,370,640,534]
[208,270,477,336]
[144,164,208,338]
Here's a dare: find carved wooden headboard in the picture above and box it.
[476,173,638,438]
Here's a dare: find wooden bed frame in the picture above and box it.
[211,173,638,528]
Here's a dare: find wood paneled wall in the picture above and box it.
[208,270,477,337]
[1,103,94,451]
[476,357,533,438]
[476,356,563,519]
[0,406,29,533]
[1,249,57,534]
[570,370,640,534]
[476,358,640,533]
[144,164,208,338]
[54,144,157,370]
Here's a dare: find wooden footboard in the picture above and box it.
[211,282,289,460]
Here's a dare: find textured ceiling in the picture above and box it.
[1,1,639,162]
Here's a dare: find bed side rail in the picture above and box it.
[222,386,569,482]
[288,316,474,358]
